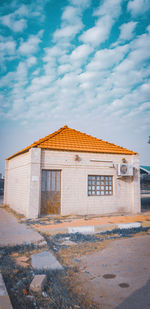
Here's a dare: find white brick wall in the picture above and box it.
[4,148,41,218]
[4,152,30,216]
[41,150,141,216]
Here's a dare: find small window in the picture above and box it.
[88,175,113,196]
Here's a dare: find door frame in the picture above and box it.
[40,169,61,216]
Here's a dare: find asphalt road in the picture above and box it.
[78,234,150,309]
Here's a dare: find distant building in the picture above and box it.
[4,126,141,218]
[140,166,150,190]
[0,175,4,196]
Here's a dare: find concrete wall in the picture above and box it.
[4,152,31,216]
[4,148,41,218]
[41,150,141,216]
[27,148,41,218]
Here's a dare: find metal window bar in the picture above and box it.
[88,175,113,196]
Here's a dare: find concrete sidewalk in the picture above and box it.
[0,208,44,247]
[27,212,150,235]
[0,207,44,309]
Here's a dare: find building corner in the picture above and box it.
[27,148,41,218]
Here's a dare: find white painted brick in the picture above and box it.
[4,152,30,216]
[68,226,94,234]
[118,223,141,229]
[41,150,140,216]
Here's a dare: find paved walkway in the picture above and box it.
[0,208,44,247]
[78,235,150,309]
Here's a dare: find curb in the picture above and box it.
[42,221,150,235]
[0,273,13,309]
[69,222,143,234]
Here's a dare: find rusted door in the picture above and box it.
[41,170,61,215]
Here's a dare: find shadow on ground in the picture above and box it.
[116,278,150,309]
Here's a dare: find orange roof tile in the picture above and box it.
[7,125,136,160]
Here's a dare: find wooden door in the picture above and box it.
[41,170,61,215]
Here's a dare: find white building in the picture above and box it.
[4,125,141,218]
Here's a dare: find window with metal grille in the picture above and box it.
[88,175,113,196]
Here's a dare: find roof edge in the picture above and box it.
[39,147,137,155]
[6,148,30,160]
[6,146,137,161]
[6,125,68,160]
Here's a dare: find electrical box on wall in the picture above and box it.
[118,164,133,176]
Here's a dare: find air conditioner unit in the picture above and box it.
[118,164,133,176]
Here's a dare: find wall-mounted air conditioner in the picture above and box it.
[118,164,133,176]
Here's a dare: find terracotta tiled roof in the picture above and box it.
[7,125,136,159]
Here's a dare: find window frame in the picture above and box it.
[41,169,61,193]
[88,175,113,196]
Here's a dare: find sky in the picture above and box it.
[0,0,150,175]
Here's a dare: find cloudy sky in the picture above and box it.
[0,0,150,174]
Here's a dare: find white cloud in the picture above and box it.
[15,4,29,17]
[54,24,83,40]
[43,46,63,62]
[0,36,16,55]
[32,68,41,76]
[44,2,93,82]
[80,15,113,47]
[18,31,43,55]
[53,0,90,43]
[2,61,29,120]
[0,72,15,88]
[62,6,80,22]
[86,44,129,71]
[128,0,150,15]
[80,0,123,47]
[0,2,47,34]
[94,0,122,19]
[131,29,150,49]
[119,22,137,41]
[0,11,27,32]
[70,44,93,60]
[58,64,73,74]
[0,35,16,68]
[31,75,53,89]
[57,73,78,88]
[13,19,27,32]
[26,57,37,67]
[139,102,150,111]
[114,30,150,77]
[69,0,91,8]
[1,14,12,27]
[15,62,28,84]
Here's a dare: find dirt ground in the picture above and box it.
[0,226,150,309]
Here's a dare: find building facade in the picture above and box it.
[4,126,141,218]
